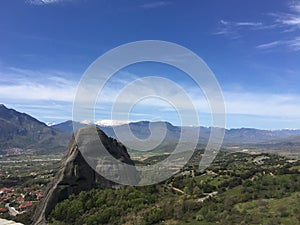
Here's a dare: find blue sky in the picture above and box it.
[1,0,300,129]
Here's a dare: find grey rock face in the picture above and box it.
[32,126,139,225]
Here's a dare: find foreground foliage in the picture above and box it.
[49,151,300,225]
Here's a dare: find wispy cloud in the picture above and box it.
[287,36,300,50]
[223,91,300,118]
[95,77,300,120]
[256,1,300,51]
[140,1,171,9]
[216,19,279,38]
[217,1,300,51]
[278,16,300,26]
[0,66,80,122]
[2,66,300,127]
[0,83,76,101]
[215,20,267,38]
[291,1,300,12]
[0,67,78,102]
[256,36,300,51]
[273,1,300,28]
[26,0,71,5]
[256,41,283,50]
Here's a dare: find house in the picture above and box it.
[36,192,43,200]
[0,188,14,195]
[0,207,8,213]
[28,190,44,200]
[16,196,24,203]
[19,201,33,211]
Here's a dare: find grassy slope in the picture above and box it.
[45,151,300,225]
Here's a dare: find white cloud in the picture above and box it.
[220,20,229,25]
[256,36,300,51]
[96,78,300,120]
[140,1,171,9]
[215,20,267,38]
[269,2,300,29]
[26,0,71,5]
[0,67,77,102]
[46,122,56,126]
[2,67,300,126]
[0,83,76,101]
[219,20,263,28]
[223,92,300,118]
[217,2,300,51]
[290,1,300,12]
[216,19,280,38]
[279,16,300,26]
[235,22,263,27]
[256,41,282,49]
[287,36,300,50]
[95,120,129,126]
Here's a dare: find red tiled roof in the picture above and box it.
[19,201,33,209]
[0,187,13,193]
[16,196,24,202]
[0,207,8,213]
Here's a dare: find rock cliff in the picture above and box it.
[32,126,139,225]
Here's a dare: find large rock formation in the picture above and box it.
[32,126,139,225]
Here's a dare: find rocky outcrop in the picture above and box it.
[32,126,139,225]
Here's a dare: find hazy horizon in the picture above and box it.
[2,103,299,130]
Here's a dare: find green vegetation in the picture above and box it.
[48,151,300,225]
[0,154,61,188]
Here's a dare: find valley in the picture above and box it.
[46,151,300,225]
[0,105,300,225]
[2,1,300,224]
[0,149,300,225]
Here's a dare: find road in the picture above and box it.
[5,203,20,217]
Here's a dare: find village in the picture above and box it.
[0,187,44,216]
[0,154,60,220]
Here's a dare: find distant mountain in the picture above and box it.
[224,128,300,144]
[0,104,69,154]
[54,120,300,149]
[54,120,200,141]
[52,120,115,139]
[256,134,300,148]
[281,135,300,144]
[52,120,87,134]
[2,104,298,156]
[106,121,181,140]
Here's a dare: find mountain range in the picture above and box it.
[53,119,300,145]
[1,104,300,155]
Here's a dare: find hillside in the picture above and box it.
[0,104,69,154]
[47,151,300,225]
